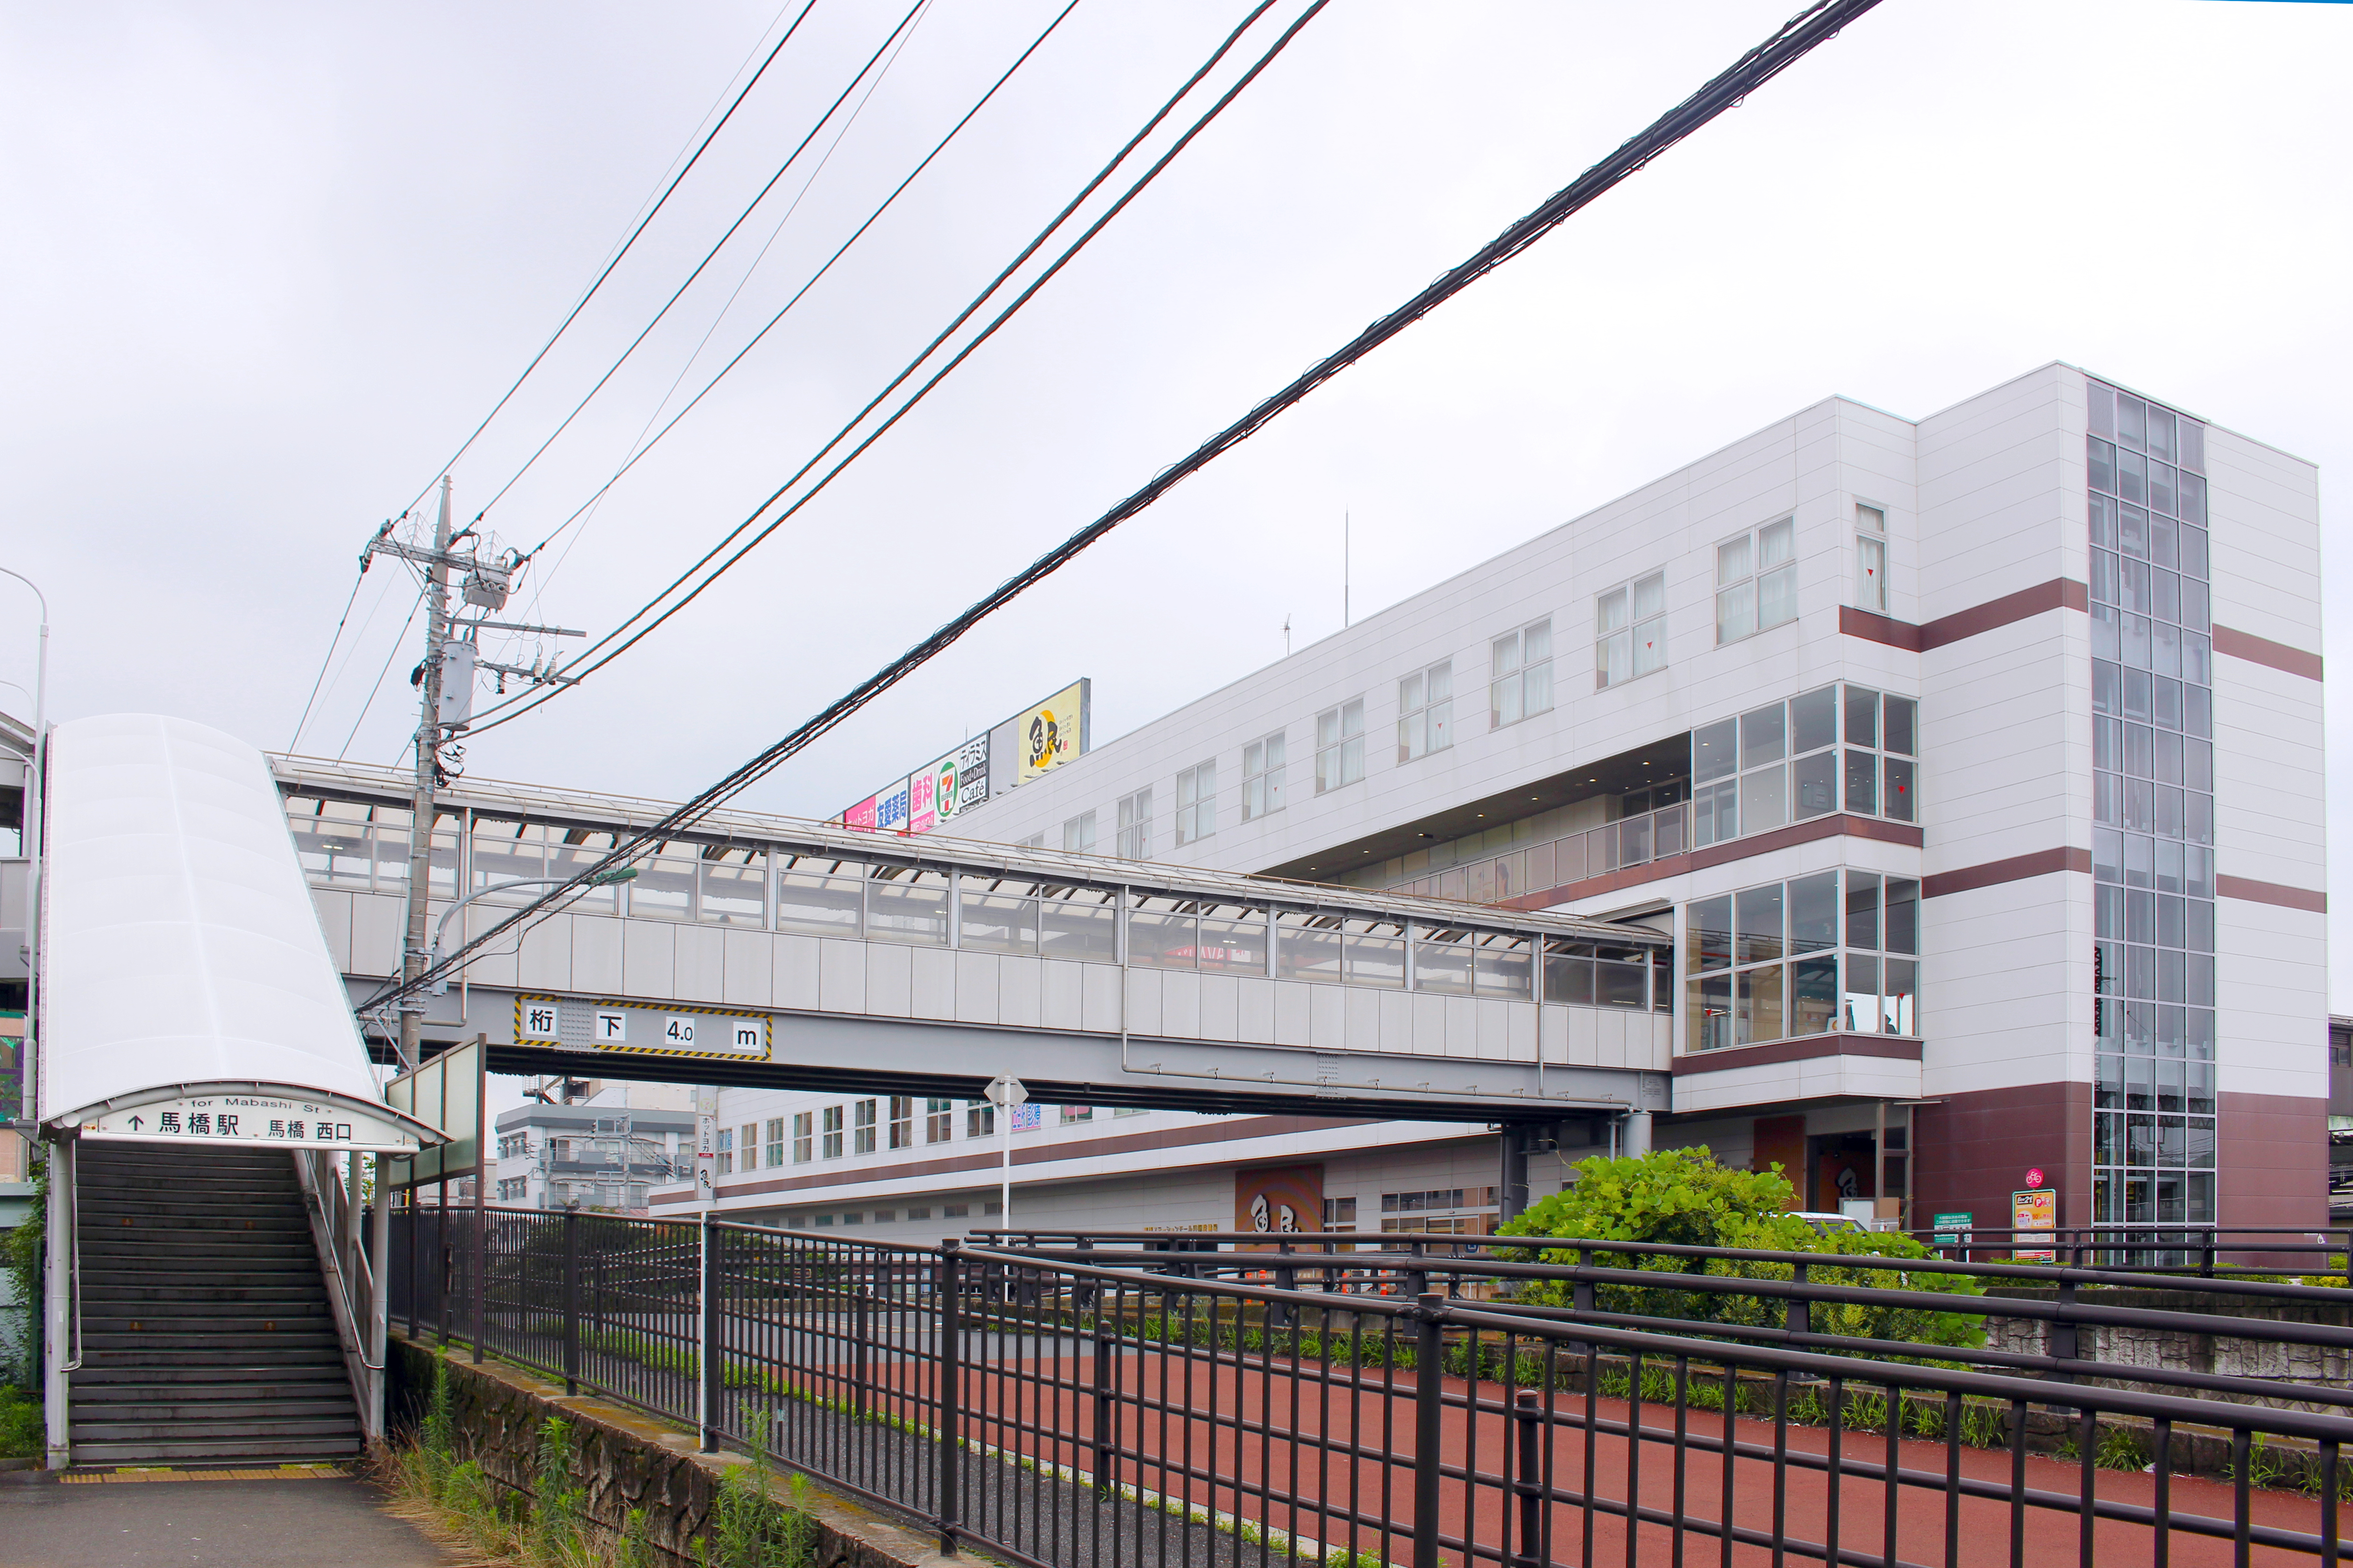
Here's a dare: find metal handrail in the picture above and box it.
[298,1149,383,1371]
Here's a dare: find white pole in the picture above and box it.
[1000,1100,1011,1226]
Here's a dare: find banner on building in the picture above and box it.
[1005,679,1088,786]
[2011,1188,2057,1263]
[1234,1164,1323,1239]
[837,678,1088,835]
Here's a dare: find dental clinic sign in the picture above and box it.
[84,1092,423,1152]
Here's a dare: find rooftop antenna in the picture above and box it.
[1343,511,1351,628]
[1282,614,1292,657]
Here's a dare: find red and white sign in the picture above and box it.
[2025,1167,2047,1189]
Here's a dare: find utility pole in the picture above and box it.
[398,479,456,1071]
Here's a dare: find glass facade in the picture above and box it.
[2086,378,2216,1227]
[1684,871,1919,1052]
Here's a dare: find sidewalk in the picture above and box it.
[0,1465,457,1567]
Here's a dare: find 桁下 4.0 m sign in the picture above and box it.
[513,995,770,1062]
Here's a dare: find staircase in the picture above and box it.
[70,1142,363,1464]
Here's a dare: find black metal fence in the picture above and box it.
[390,1208,2353,1568]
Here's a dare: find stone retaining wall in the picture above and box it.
[1982,1288,2353,1412]
[386,1334,949,1568]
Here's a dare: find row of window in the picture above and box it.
[1024,508,1893,860]
[1691,684,1919,849]
[791,1200,1001,1228]
[1684,871,1921,1051]
[721,1099,1150,1173]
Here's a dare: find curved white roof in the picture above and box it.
[42,713,432,1139]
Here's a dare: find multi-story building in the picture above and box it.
[661,362,2327,1244]
[488,1090,695,1214]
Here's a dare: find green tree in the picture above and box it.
[1495,1146,1983,1354]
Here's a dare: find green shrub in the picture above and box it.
[2094,1426,2147,1472]
[0,1383,42,1459]
[1494,1146,1985,1355]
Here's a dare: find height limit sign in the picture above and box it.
[514,995,770,1062]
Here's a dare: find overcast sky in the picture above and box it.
[4,0,2347,1032]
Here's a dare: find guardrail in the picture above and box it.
[1905,1224,2353,1283]
[391,1210,2353,1567]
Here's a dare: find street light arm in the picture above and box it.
[431,870,637,955]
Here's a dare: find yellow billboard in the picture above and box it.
[1012,679,1088,785]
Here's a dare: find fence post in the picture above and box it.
[1092,1325,1118,1497]
[1513,1388,1542,1568]
[938,1241,962,1556]
[854,1285,871,1423]
[699,1212,720,1453]
[562,1209,580,1397]
[1570,1273,1595,1390]
[1413,1291,1447,1568]
[473,1205,488,1364]
[1787,1261,1811,1338]
[2049,1279,2079,1383]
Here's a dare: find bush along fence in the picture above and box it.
[389,1206,2353,1568]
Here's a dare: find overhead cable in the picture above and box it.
[515,0,1090,587]
[455,0,1297,738]
[470,0,933,523]
[393,0,825,521]
[366,0,1884,1014]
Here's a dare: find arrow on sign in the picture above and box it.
[128,1115,144,1130]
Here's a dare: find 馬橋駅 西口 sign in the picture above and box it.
[515,995,770,1062]
[83,1090,425,1152]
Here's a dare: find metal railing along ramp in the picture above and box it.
[395,1209,2353,1568]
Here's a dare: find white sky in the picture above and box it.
[3,0,2347,1050]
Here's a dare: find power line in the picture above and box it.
[469,0,934,526]
[335,580,427,761]
[394,0,825,522]
[365,0,1886,1016]
[516,0,1089,607]
[286,564,369,751]
[455,0,1298,738]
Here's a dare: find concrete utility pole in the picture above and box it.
[399,479,456,1070]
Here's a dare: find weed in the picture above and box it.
[1904,1398,1946,1442]
[2094,1426,2148,1472]
[2230,1434,2289,1492]
[1959,1403,2010,1450]
[697,1414,814,1568]
[1784,1386,1828,1427]
[0,1384,42,1460]
[534,1417,585,1559]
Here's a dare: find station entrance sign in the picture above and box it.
[84,1092,423,1152]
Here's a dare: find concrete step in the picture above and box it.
[73,1376,354,1402]
[85,1284,332,1307]
[67,1433,363,1464]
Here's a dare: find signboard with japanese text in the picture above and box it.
[1932,1211,1973,1247]
[1234,1164,1324,1241]
[85,1093,423,1153]
[513,995,769,1064]
[835,680,1084,831]
[1009,680,1088,786]
[2012,1188,2057,1263]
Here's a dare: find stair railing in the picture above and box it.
[292,1149,383,1442]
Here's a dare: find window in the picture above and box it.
[925,1098,955,1143]
[716,1127,734,1176]
[1116,788,1153,860]
[1855,504,1888,614]
[853,1098,877,1156]
[821,1105,844,1160]
[906,1206,931,1221]
[1491,616,1555,724]
[1322,1196,1358,1228]
[2087,376,2216,1231]
[1315,699,1365,792]
[1715,518,1797,644]
[793,1112,813,1164]
[965,1100,995,1139]
[1059,1105,1094,1124]
[944,1202,970,1219]
[1690,685,1918,849]
[1397,660,1452,763]
[1241,731,1286,821]
[1378,1187,1499,1235]
[765,1118,786,1168]
[1061,811,1095,854]
[1540,937,1655,1010]
[1174,761,1216,846]
[1594,573,1666,689]
[888,1096,914,1150]
[1018,832,1047,849]
[1683,870,1918,1052]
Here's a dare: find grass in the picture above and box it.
[0,1383,41,1460]
[385,1361,812,1568]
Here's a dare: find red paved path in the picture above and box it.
[847,1345,2330,1567]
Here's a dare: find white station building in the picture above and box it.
[639,362,2327,1246]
